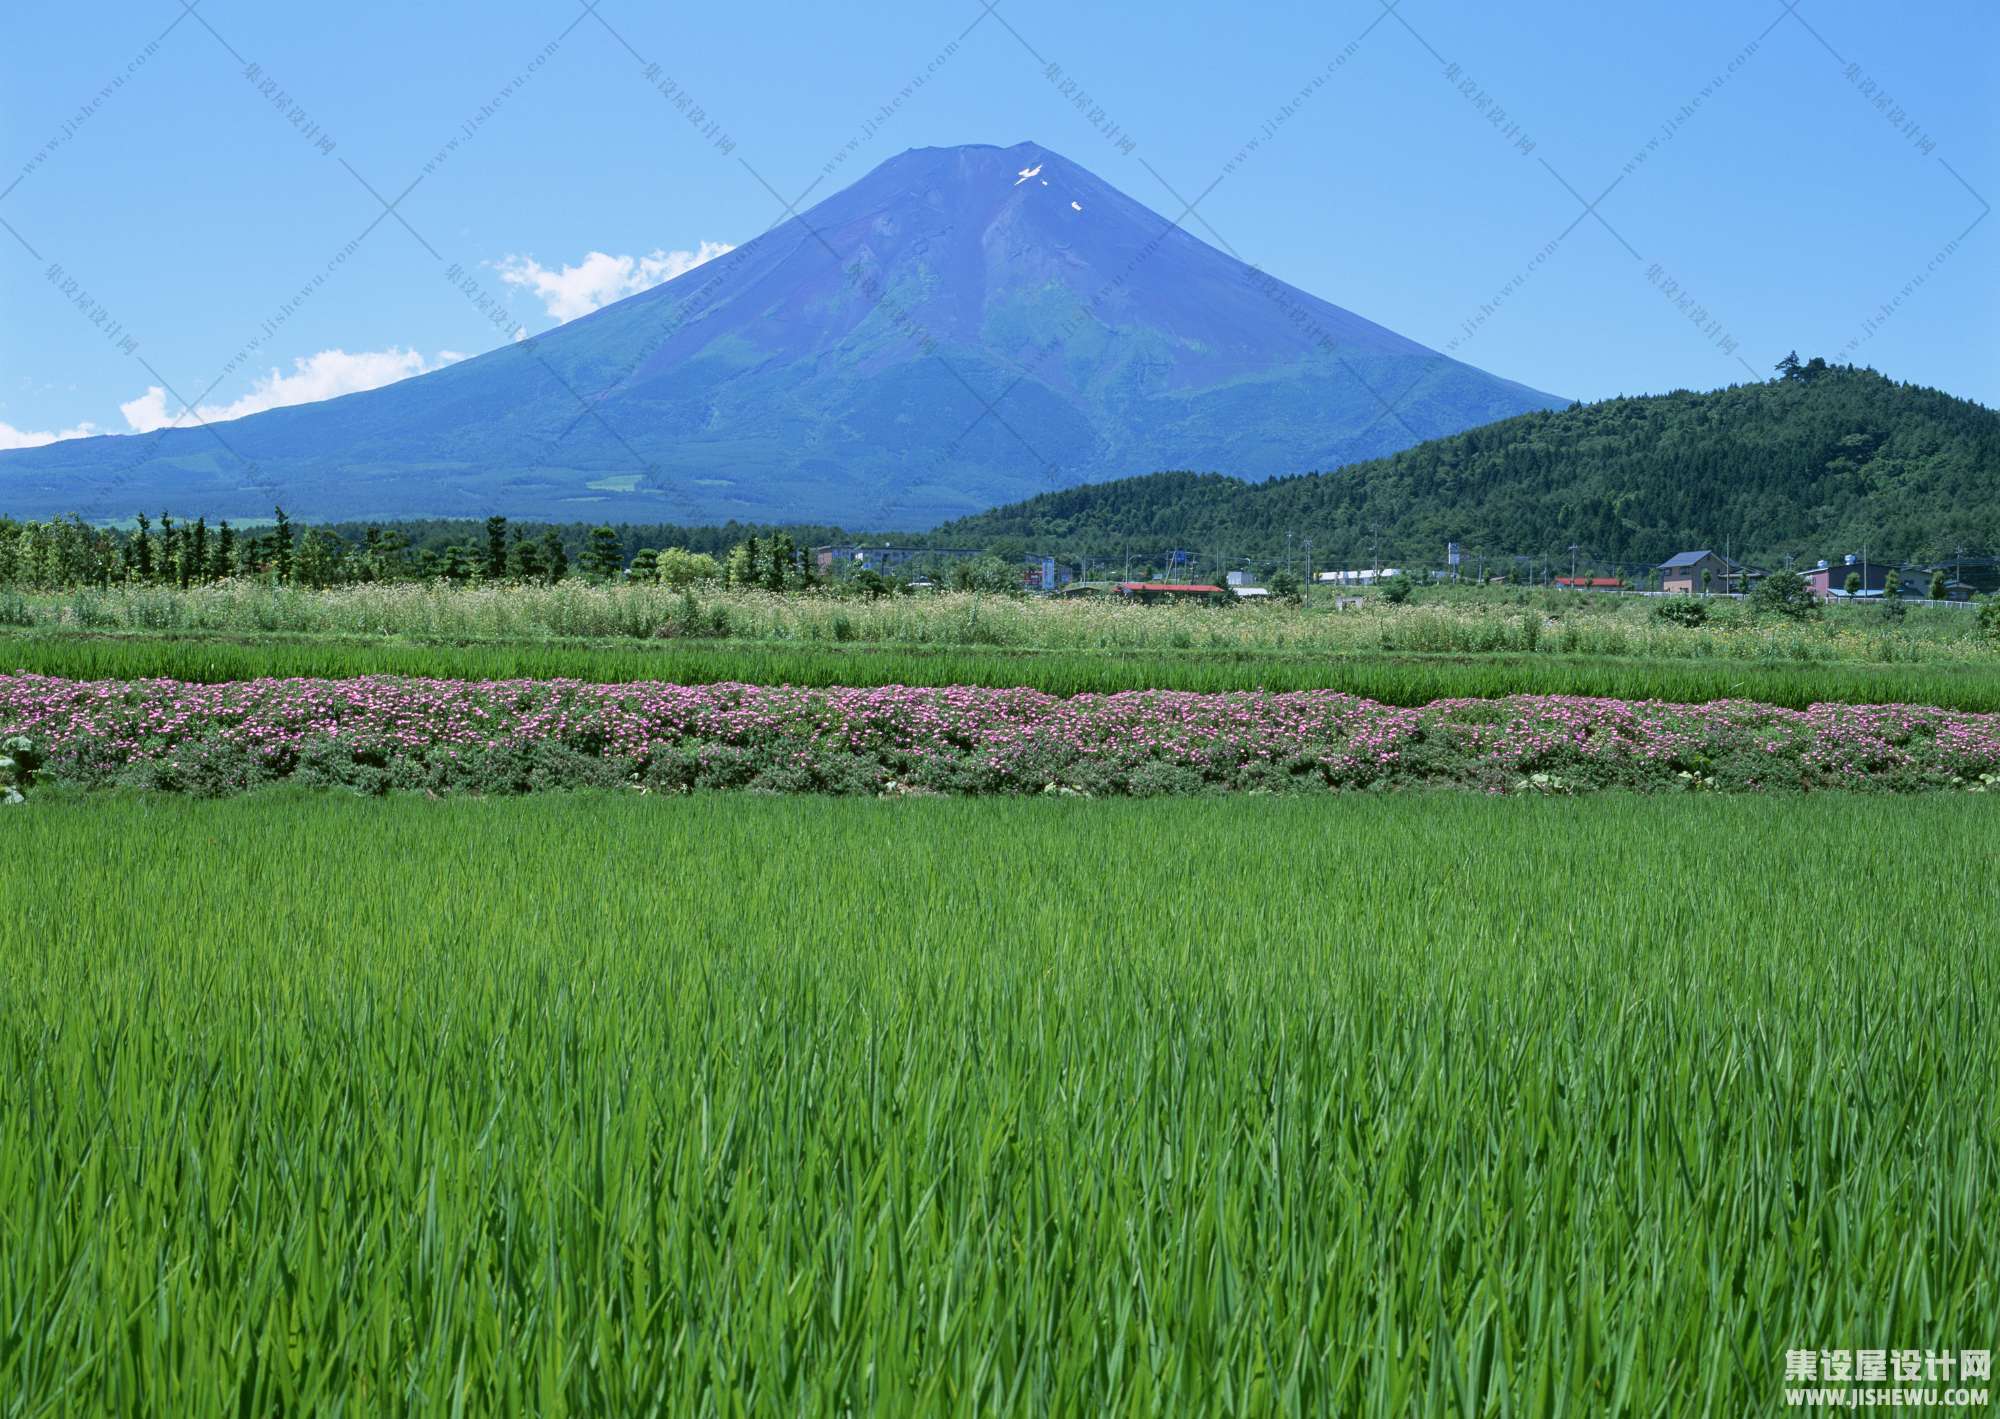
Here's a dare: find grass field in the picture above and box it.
[9,631,2000,711]
[10,580,1995,664]
[3,793,1994,1414]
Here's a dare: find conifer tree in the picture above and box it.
[158,512,179,586]
[584,525,624,580]
[485,516,509,581]
[131,513,154,581]
[507,527,544,581]
[272,506,294,583]
[728,536,761,589]
[766,532,797,591]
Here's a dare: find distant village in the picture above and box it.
[812,542,2000,603]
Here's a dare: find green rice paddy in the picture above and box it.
[3,792,1994,1414]
[9,631,2000,710]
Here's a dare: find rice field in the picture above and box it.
[3,792,1995,1415]
[9,633,2000,711]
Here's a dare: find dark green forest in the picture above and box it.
[941,362,2000,570]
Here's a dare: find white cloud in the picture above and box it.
[0,419,98,449]
[493,241,733,322]
[119,347,459,433]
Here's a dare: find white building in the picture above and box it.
[1315,568,1402,586]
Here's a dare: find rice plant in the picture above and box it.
[7,633,2000,710]
[2,793,1995,1414]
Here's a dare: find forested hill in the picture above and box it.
[937,366,2000,567]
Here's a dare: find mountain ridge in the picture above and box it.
[936,366,2000,566]
[0,140,1566,525]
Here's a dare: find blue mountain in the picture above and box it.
[1,141,1566,526]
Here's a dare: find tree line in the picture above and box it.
[0,511,1032,595]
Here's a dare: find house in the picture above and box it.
[1020,555,1076,592]
[1112,581,1229,603]
[1802,556,1920,600]
[1919,556,1998,597]
[1553,576,1623,591]
[1315,568,1403,586]
[1061,580,1228,601]
[1657,550,1751,595]
[1925,580,1979,602]
[812,544,980,575]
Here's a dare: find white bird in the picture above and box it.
[1013,162,1043,185]
[1070,201,1083,211]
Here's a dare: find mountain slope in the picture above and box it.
[0,141,1564,525]
[939,367,2000,565]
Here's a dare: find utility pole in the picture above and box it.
[1303,537,1313,597]
[1568,543,1581,587]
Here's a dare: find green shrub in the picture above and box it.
[1749,570,1820,621]
[1654,598,1708,627]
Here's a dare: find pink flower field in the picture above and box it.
[3,672,1998,796]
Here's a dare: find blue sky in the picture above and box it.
[3,0,1993,449]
